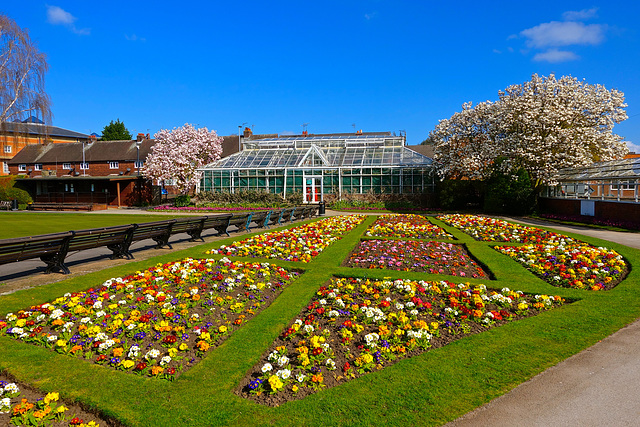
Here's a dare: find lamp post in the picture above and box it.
[238,122,247,153]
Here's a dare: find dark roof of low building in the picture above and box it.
[406,144,434,158]
[8,140,155,164]
[1,121,90,140]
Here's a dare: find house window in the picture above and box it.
[63,163,72,170]
[2,162,8,174]
[18,164,26,172]
[3,146,11,153]
[109,161,119,169]
[134,160,144,169]
[34,164,43,171]
[80,163,89,170]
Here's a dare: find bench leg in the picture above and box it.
[107,243,128,259]
[41,254,70,274]
[187,230,205,242]
[214,225,230,237]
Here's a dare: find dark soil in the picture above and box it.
[0,372,121,427]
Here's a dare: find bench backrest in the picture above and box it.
[170,216,207,235]
[67,225,135,252]
[0,232,74,265]
[130,219,177,242]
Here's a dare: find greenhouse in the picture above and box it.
[543,157,640,202]
[198,133,434,202]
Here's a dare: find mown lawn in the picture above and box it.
[0,214,638,426]
[0,211,201,239]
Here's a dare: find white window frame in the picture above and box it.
[63,163,72,170]
[134,160,144,169]
[109,161,119,169]
[34,164,43,171]
[4,145,11,153]
[2,162,8,174]
[80,163,89,170]
[18,164,26,172]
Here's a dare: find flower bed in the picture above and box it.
[150,205,273,213]
[497,243,627,290]
[438,214,628,291]
[365,214,453,239]
[344,240,488,278]
[237,277,566,406]
[437,214,564,243]
[0,377,106,426]
[209,215,366,262]
[0,258,300,380]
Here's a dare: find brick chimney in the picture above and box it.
[243,127,253,139]
[136,133,145,142]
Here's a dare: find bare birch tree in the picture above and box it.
[0,14,51,126]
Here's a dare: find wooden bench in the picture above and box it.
[169,216,208,242]
[30,203,93,211]
[199,213,234,238]
[279,207,296,224]
[42,225,136,273]
[247,210,272,231]
[218,213,253,237]
[122,219,177,257]
[0,232,75,273]
[0,201,11,210]
[265,209,283,228]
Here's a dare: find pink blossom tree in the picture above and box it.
[143,123,223,194]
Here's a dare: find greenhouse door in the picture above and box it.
[304,177,322,203]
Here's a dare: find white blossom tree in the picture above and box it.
[143,124,223,194]
[431,74,628,187]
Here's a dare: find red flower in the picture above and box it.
[163,335,177,344]
[135,362,147,371]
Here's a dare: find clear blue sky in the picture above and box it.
[4,1,640,151]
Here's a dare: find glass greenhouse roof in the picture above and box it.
[557,158,640,181]
[201,136,433,170]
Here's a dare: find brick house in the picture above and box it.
[1,117,91,176]
[7,136,156,208]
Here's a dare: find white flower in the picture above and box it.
[128,346,140,358]
[4,383,19,394]
[160,356,172,366]
[296,373,306,382]
[0,397,11,414]
[277,355,289,367]
[261,363,273,373]
[145,349,161,359]
[275,369,291,380]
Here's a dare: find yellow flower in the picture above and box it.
[44,392,59,404]
[122,360,135,369]
[268,375,284,391]
[179,343,189,351]
[56,405,68,413]
[168,348,178,358]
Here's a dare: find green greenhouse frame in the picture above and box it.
[197,134,434,202]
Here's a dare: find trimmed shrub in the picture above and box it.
[0,176,33,205]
